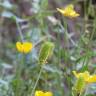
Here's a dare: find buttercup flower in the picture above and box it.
[73,71,96,83]
[35,90,53,96]
[57,4,79,18]
[16,41,33,53]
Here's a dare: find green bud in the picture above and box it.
[72,76,86,95]
[39,42,54,64]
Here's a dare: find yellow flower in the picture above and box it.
[57,4,79,18]
[16,41,33,53]
[35,90,53,96]
[73,71,96,83]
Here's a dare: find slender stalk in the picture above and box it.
[15,18,24,42]
[15,54,24,96]
[30,65,43,96]
[58,22,77,47]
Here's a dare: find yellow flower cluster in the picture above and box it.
[73,71,96,83]
[35,90,53,96]
[57,4,79,18]
[16,41,33,54]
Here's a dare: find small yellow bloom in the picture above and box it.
[57,4,79,18]
[73,71,96,83]
[35,90,53,96]
[16,41,33,53]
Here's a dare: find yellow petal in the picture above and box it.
[16,42,23,53]
[35,91,44,96]
[57,8,65,14]
[82,71,90,82]
[73,71,83,78]
[72,71,96,83]
[65,4,74,10]
[64,5,74,14]
[23,42,32,53]
[44,92,53,96]
[73,71,90,81]
[88,75,96,83]
[73,71,79,78]
[57,4,79,18]
[70,11,80,17]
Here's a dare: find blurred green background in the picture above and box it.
[0,0,96,96]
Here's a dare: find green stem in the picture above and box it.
[58,22,77,47]
[15,54,24,96]
[30,65,43,96]
[15,17,24,42]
